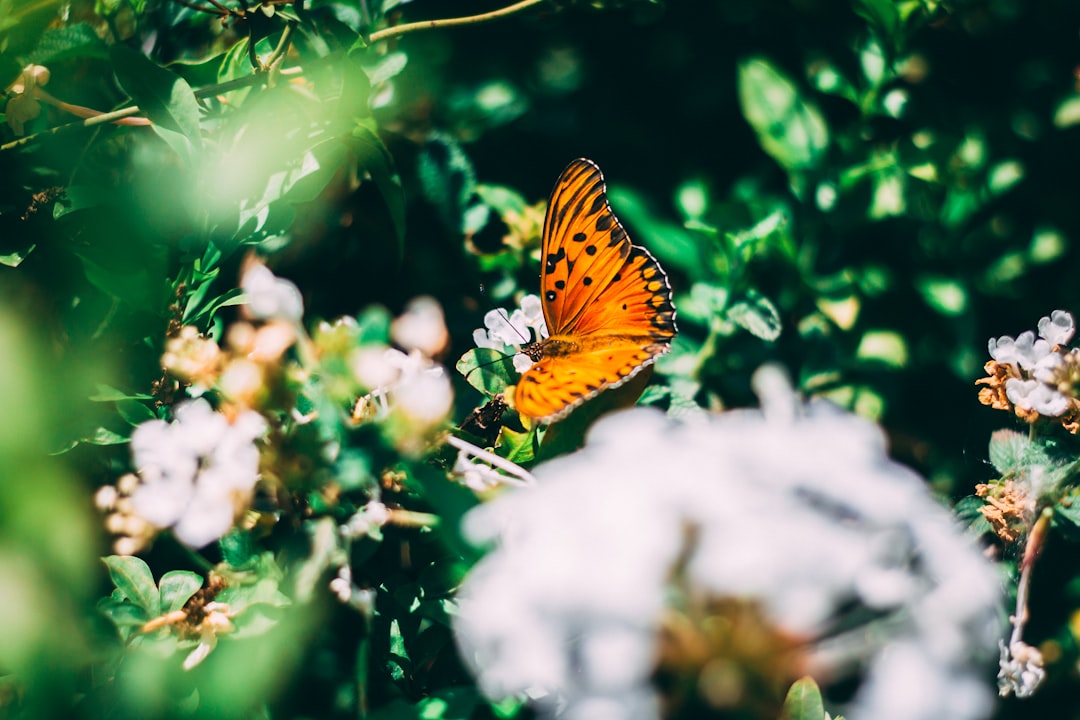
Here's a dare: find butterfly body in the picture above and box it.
[513,158,677,423]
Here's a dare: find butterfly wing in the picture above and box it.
[515,343,660,422]
[540,158,676,344]
[516,159,676,422]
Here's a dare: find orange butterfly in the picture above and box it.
[514,158,677,422]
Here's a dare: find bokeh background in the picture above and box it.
[4,0,1080,717]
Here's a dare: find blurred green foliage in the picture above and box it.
[4,0,1080,716]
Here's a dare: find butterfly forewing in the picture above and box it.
[540,159,675,341]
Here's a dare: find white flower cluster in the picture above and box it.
[352,346,453,426]
[242,263,304,322]
[989,310,1075,416]
[349,298,455,452]
[472,294,548,373]
[453,368,1002,720]
[127,399,266,549]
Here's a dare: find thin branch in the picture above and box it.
[368,0,546,44]
[0,105,143,152]
[1,0,547,153]
[265,22,297,78]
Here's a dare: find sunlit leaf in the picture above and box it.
[457,348,517,396]
[856,329,909,368]
[158,571,204,613]
[354,122,407,253]
[916,275,968,316]
[27,22,106,64]
[116,398,155,426]
[103,555,160,617]
[110,45,203,155]
[726,291,782,341]
[79,427,129,446]
[417,133,475,234]
[988,429,1029,476]
[780,676,827,720]
[737,57,829,173]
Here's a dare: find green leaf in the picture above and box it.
[853,0,900,47]
[915,275,968,316]
[362,51,407,85]
[186,288,246,326]
[737,57,829,173]
[79,427,129,446]
[110,45,203,154]
[354,123,406,252]
[1054,494,1080,540]
[102,555,160,616]
[116,399,155,426]
[726,291,782,341]
[219,529,258,568]
[780,676,827,720]
[988,429,1030,476]
[416,133,475,234]
[0,242,36,267]
[280,139,350,204]
[605,185,701,277]
[97,597,150,628]
[158,571,204,613]
[27,22,107,64]
[89,384,155,402]
[856,330,909,368]
[456,348,518,396]
[676,282,730,325]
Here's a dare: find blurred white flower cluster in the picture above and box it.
[472,293,548,373]
[979,310,1080,430]
[97,399,266,552]
[454,367,1002,720]
[350,297,454,454]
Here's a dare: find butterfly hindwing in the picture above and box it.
[515,344,657,422]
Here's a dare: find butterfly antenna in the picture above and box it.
[497,307,533,345]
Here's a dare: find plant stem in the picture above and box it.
[0,0,545,153]
[368,0,546,44]
[1010,506,1052,646]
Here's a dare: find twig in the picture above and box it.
[1010,506,1052,646]
[368,0,546,44]
[447,434,535,486]
[1,0,547,153]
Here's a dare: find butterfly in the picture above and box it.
[513,158,677,423]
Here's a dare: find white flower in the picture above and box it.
[998,640,1045,698]
[391,296,449,357]
[129,399,266,548]
[472,294,549,373]
[1004,378,1069,416]
[395,365,454,423]
[988,331,1052,371]
[350,346,454,434]
[241,263,304,322]
[453,367,1002,720]
[1037,310,1074,347]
